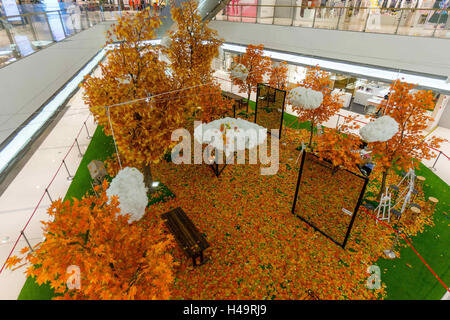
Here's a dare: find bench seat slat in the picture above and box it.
[161,208,210,259]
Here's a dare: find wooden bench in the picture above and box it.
[161,207,210,267]
[221,91,245,117]
[299,289,320,300]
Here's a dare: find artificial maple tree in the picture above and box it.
[268,61,289,90]
[290,66,343,148]
[82,9,185,192]
[164,0,222,85]
[6,181,176,300]
[162,0,232,123]
[366,81,445,199]
[231,44,271,112]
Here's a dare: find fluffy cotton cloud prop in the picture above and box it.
[106,167,148,223]
[288,86,323,110]
[194,117,267,158]
[160,36,172,48]
[230,63,248,81]
[359,115,399,143]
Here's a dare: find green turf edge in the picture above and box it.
[17,126,115,300]
[376,163,449,300]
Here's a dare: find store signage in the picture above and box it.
[2,0,21,22]
[43,0,66,41]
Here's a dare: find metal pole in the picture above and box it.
[58,10,68,37]
[84,121,92,139]
[391,230,401,251]
[432,10,442,37]
[272,4,275,25]
[291,3,296,26]
[45,188,53,203]
[86,6,91,28]
[26,15,38,41]
[312,7,317,28]
[363,8,370,32]
[90,181,99,198]
[430,151,441,171]
[21,231,34,252]
[336,114,340,128]
[395,9,404,35]
[63,160,74,180]
[75,138,84,157]
[240,4,243,23]
[336,7,342,29]
[44,13,56,42]
[1,20,19,59]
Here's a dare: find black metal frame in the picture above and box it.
[209,162,228,177]
[291,152,369,249]
[206,147,234,178]
[254,83,287,139]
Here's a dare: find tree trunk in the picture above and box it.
[142,164,155,195]
[378,169,389,201]
[308,121,314,150]
[247,88,251,113]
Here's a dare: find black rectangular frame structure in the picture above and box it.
[291,151,369,249]
[254,83,286,139]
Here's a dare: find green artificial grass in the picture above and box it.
[244,98,312,131]
[18,126,115,300]
[64,126,116,201]
[17,276,56,300]
[377,163,449,300]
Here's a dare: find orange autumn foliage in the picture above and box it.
[268,61,288,90]
[366,80,445,197]
[163,0,231,124]
[231,44,271,110]
[195,83,234,122]
[164,0,222,86]
[289,66,343,147]
[81,10,185,188]
[6,181,176,300]
[316,117,363,172]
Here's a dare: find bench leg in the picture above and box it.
[192,256,197,267]
[200,251,204,264]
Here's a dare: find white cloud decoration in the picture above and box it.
[288,86,323,110]
[359,115,399,142]
[160,36,172,48]
[106,167,148,224]
[230,63,248,81]
[194,117,267,158]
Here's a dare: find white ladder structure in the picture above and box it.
[376,187,392,223]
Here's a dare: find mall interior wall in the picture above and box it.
[209,21,450,80]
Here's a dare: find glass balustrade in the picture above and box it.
[214,5,450,39]
[0,4,105,69]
